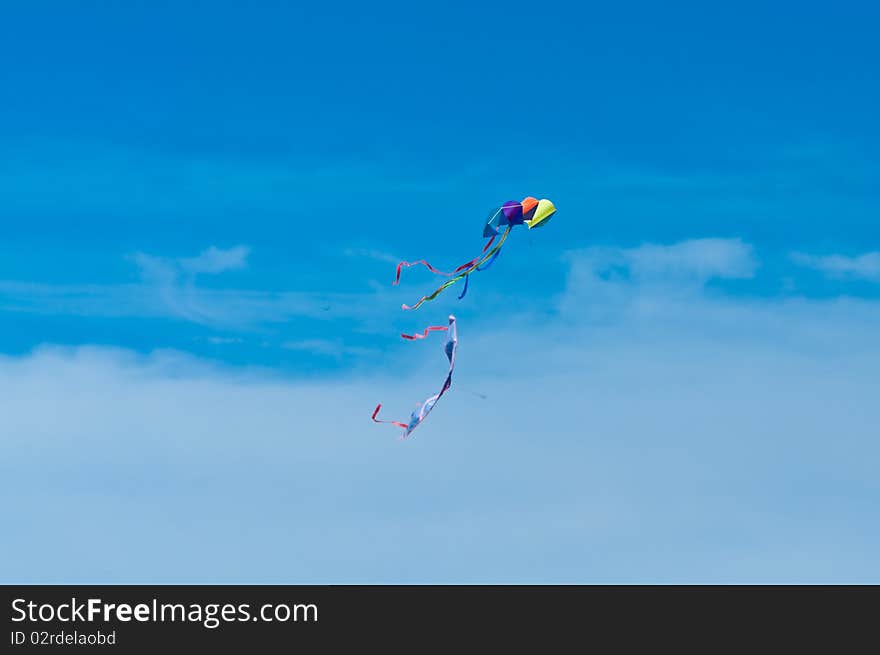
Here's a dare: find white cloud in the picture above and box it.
[131,244,250,279]
[624,238,757,280]
[179,245,251,275]
[123,245,259,325]
[566,238,757,284]
[790,251,880,283]
[558,238,758,323]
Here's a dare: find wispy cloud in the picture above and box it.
[0,280,165,318]
[124,245,257,326]
[574,238,758,283]
[341,247,402,265]
[130,244,251,280]
[204,336,244,345]
[180,245,251,275]
[281,338,375,359]
[0,281,380,328]
[558,238,757,321]
[0,245,389,330]
[790,251,880,283]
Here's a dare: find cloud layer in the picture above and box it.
[2,237,879,583]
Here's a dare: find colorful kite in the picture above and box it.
[371,315,458,439]
[373,196,556,438]
[393,196,556,310]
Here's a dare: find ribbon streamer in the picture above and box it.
[371,315,458,439]
[400,324,448,340]
[392,235,496,285]
[402,226,511,310]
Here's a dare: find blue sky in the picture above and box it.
[1,2,879,582]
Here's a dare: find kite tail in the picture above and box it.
[371,404,408,430]
[392,235,496,285]
[476,247,502,271]
[401,276,462,310]
[400,324,449,340]
[402,227,511,310]
[373,315,458,439]
[451,234,496,272]
[458,274,469,300]
[457,246,502,300]
[393,260,458,285]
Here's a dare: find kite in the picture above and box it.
[393,196,556,310]
[372,196,556,438]
[371,315,458,439]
